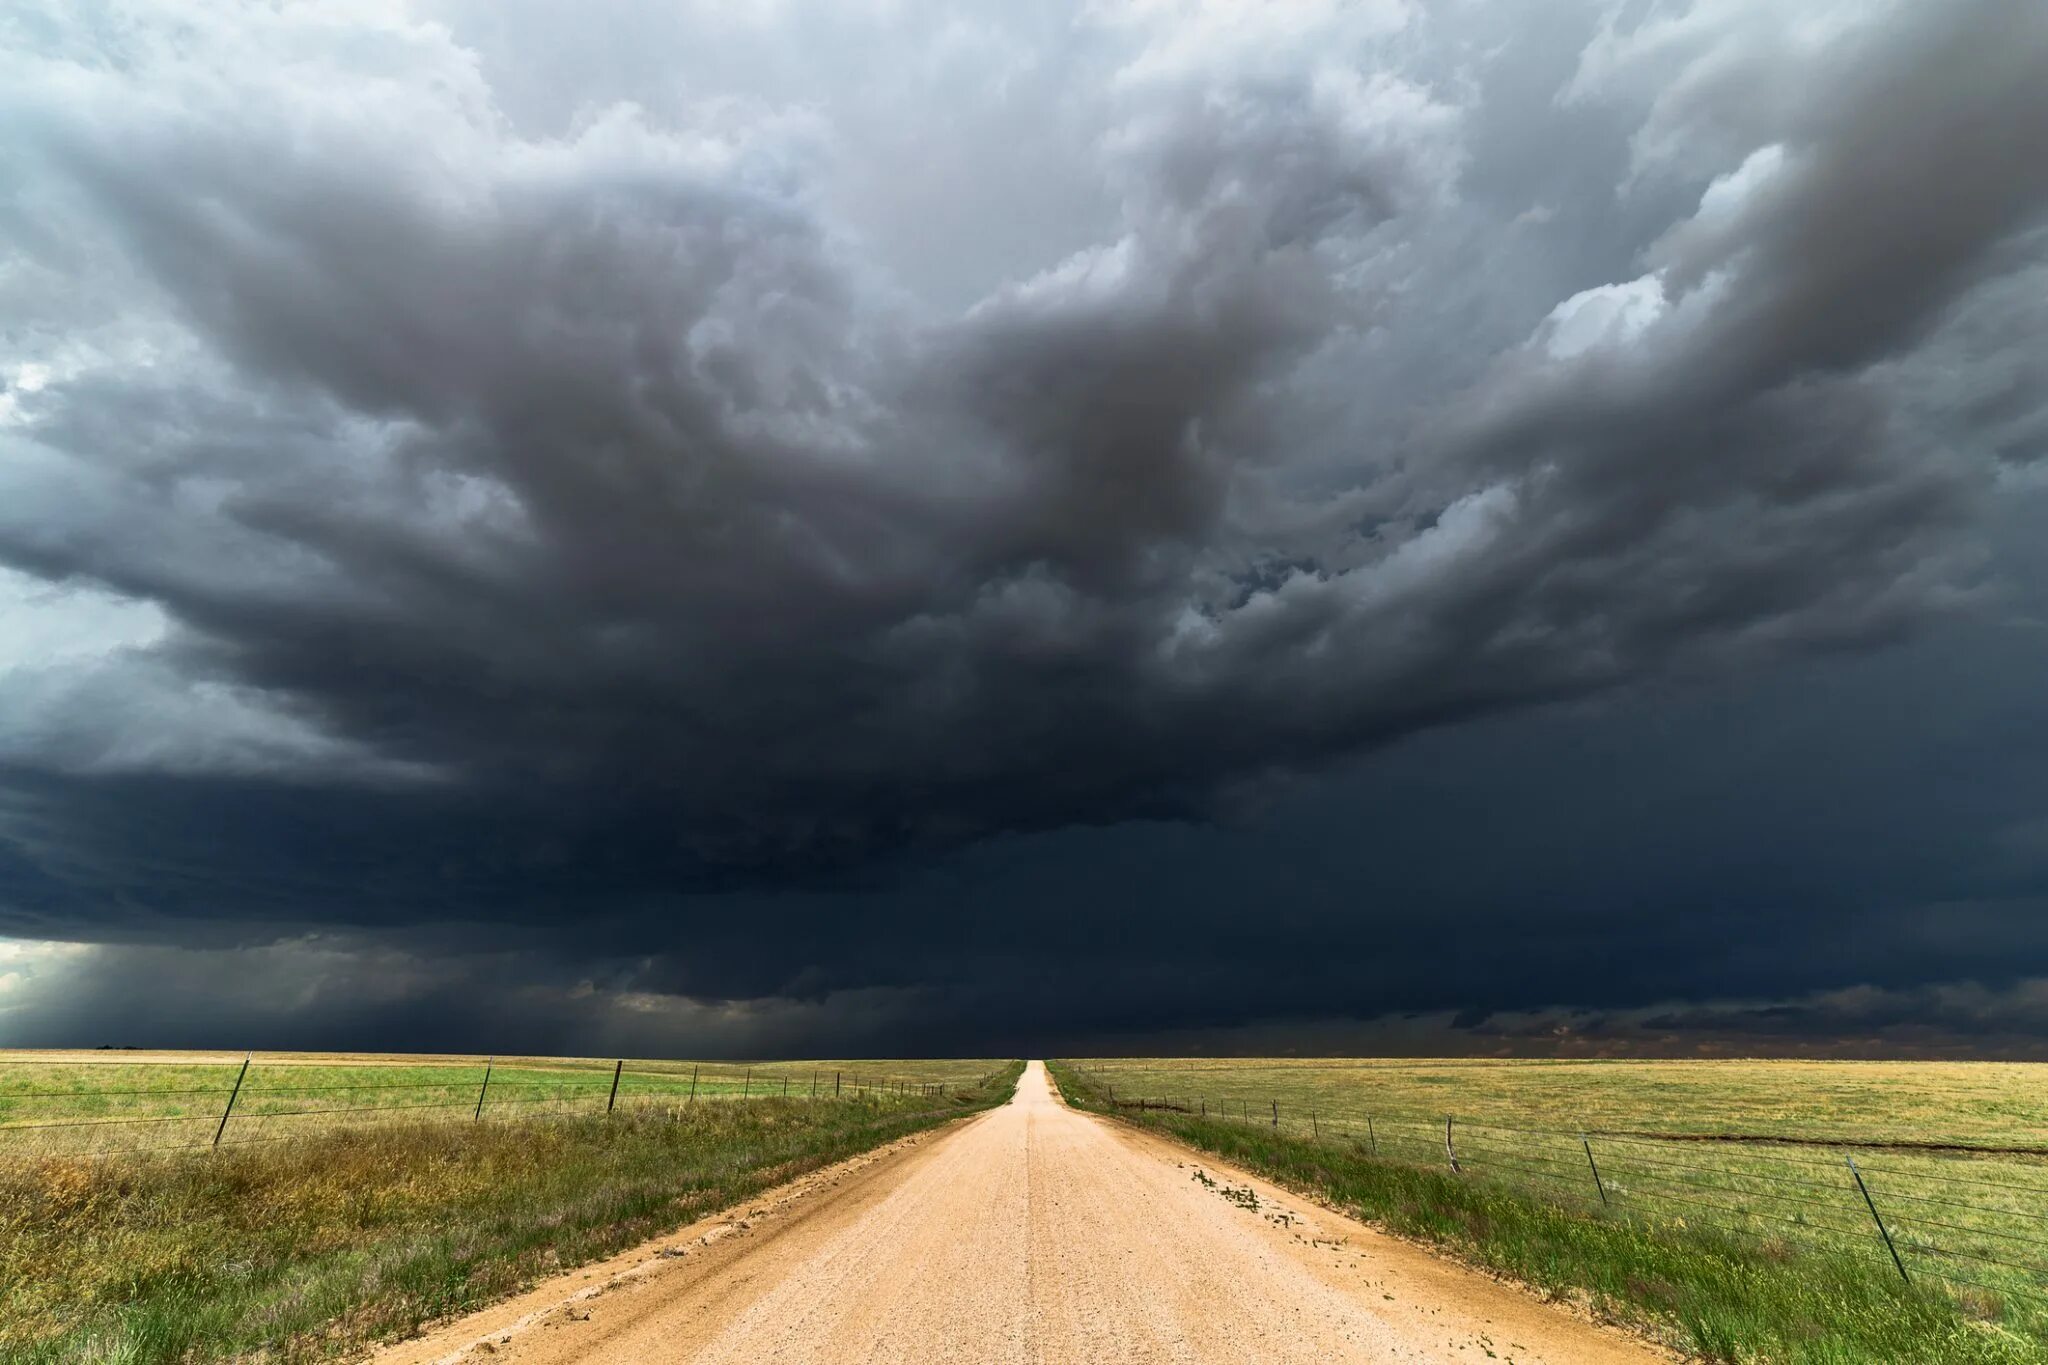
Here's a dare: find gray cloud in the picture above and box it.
[2,0,2047,1048]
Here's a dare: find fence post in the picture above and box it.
[1444,1115,1460,1172]
[212,1054,251,1147]
[1312,1109,1319,1138]
[1582,1136,1608,1205]
[835,1071,841,1096]
[1847,1157,1909,1284]
[743,1067,751,1097]
[1201,1096,1206,1117]
[812,1070,819,1100]
[688,1065,699,1105]
[474,1058,493,1122]
[607,1059,624,1114]
[1271,1099,1278,1127]
[783,1076,789,1097]
[1367,1115,1377,1156]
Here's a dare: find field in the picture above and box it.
[1061,1056,2048,1144]
[0,1051,1003,1158]
[0,1055,1023,1364]
[1054,1058,2048,1363]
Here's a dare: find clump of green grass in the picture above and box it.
[1,1064,1022,1364]
[1047,1060,2042,1365]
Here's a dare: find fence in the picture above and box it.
[0,1054,1005,1160]
[1070,1067,2048,1322]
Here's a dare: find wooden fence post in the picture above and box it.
[1582,1136,1608,1205]
[1848,1157,1909,1283]
[213,1055,250,1147]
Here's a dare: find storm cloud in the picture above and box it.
[3,0,2048,1053]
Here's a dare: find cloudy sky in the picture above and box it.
[3,0,2047,1058]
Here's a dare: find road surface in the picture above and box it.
[381,1061,1667,1364]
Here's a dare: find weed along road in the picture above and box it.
[381,1063,1668,1364]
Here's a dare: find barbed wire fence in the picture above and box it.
[0,1057,1008,1161]
[1077,1070,2048,1318]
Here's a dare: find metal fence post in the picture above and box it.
[1582,1136,1608,1205]
[812,1070,819,1099]
[212,1054,250,1147]
[743,1067,751,1097]
[474,1058,493,1122]
[1271,1099,1278,1127]
[1366,1115,1377,1156]
[1311,1109,1319,1138]
[1848,1157,1910,1283]
[688,1065,699,1105]
[835,1071,841,1096]
[1445,1115,1460,1173]
[607,1059,624,1114]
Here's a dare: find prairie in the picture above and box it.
[0,1051,1004,1157]
[1060,1055,2048,1144]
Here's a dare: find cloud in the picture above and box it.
[0,0,2045,1046]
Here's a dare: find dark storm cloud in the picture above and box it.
[3,0,2048,1050]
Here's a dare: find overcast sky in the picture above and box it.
[3,0,2047,1058]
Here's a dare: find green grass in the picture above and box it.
[1,1061,1023,1364]
[1049,1059,2047,1364]
[0,1051,1006,1157]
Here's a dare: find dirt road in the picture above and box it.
[380,1062,1668,1364]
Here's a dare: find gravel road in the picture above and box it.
[379,1061,1668,1364]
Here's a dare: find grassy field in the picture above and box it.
[0,1051,1005,1157]
[1,1059,1022,1364]
[1060,1056,2048,1146]
[1052,1058,2048,1364]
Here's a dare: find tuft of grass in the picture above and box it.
[2,1063,1022,1364]
[1047,1060,2044,1365]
